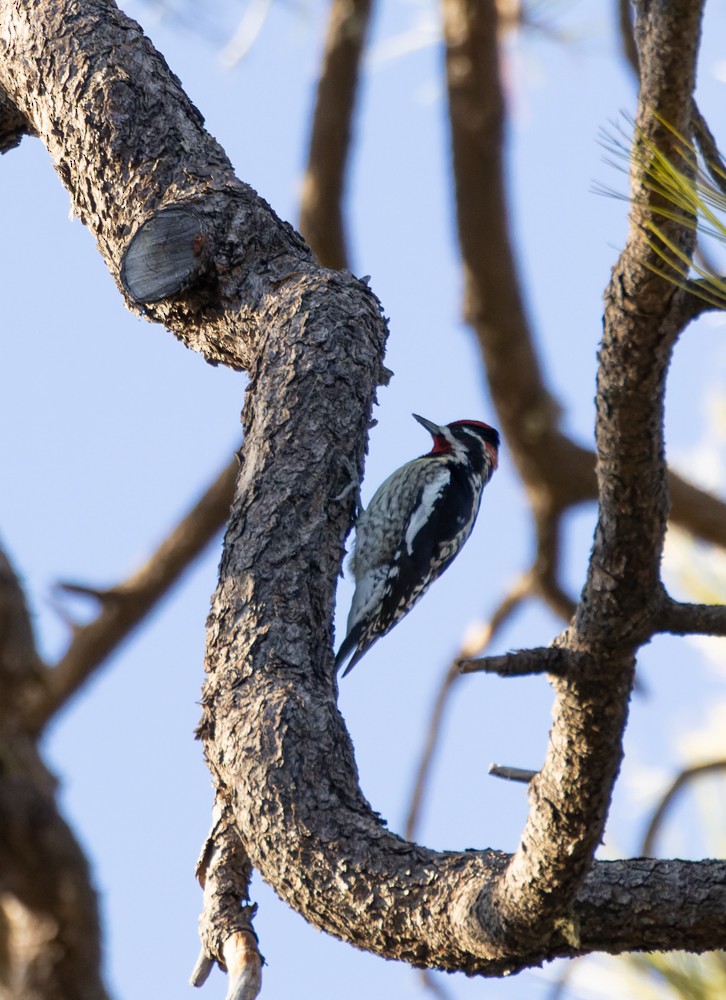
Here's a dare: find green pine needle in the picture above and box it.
[600,114,726,310]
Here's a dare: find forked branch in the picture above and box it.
[1,0,724,988]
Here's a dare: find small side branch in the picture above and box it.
[677,278,726,324]
[489,764,538,783]
[121,207,211,304]
[193,798,262,1000]
[27,456,238,732]
[459,646,576,678]
[655,599,726,637]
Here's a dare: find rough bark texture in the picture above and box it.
[0,0,385,376]
[0,85,28,153]
[0,0,725,991]
[195,0,724,973]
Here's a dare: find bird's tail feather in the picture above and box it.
[335,623,365,676]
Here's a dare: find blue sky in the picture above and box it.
[1,1,725,998]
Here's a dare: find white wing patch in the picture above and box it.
[346,565,391,632]
[404,468,450,555]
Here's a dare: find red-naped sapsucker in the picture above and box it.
[336,414,500,675]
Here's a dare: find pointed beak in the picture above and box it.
[412,413,442,436]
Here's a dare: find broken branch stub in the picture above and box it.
[121,206,209,304]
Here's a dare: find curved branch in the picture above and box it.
[444,0,712,953]
[3,0,724,980]
[442,0,576,509]
[299,0,373,270]
[642,761,726,857]
[0,0,331,372]
[442,0,726,561]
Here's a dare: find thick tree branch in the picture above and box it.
[0,0,383,375]
[443,0,726,564]
[442,0,582,513]
[0,0,386,975]
[510,0,704,940]
[198,0,725,973]
[0,551,47,714]
[299,0,372,270]
[443,0,715,956]
[2,0,724,985]
[0,550,109,999]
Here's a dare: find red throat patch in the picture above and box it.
[429,434,452,456]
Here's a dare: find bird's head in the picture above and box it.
[413,413,500,472]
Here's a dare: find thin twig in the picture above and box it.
[416,969,455,1000]
[546,962,575,1000]
[641,760,726,857]
[489,764,538,783]
[219,0,273,69]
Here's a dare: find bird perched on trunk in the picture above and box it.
[336,413,500,676]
